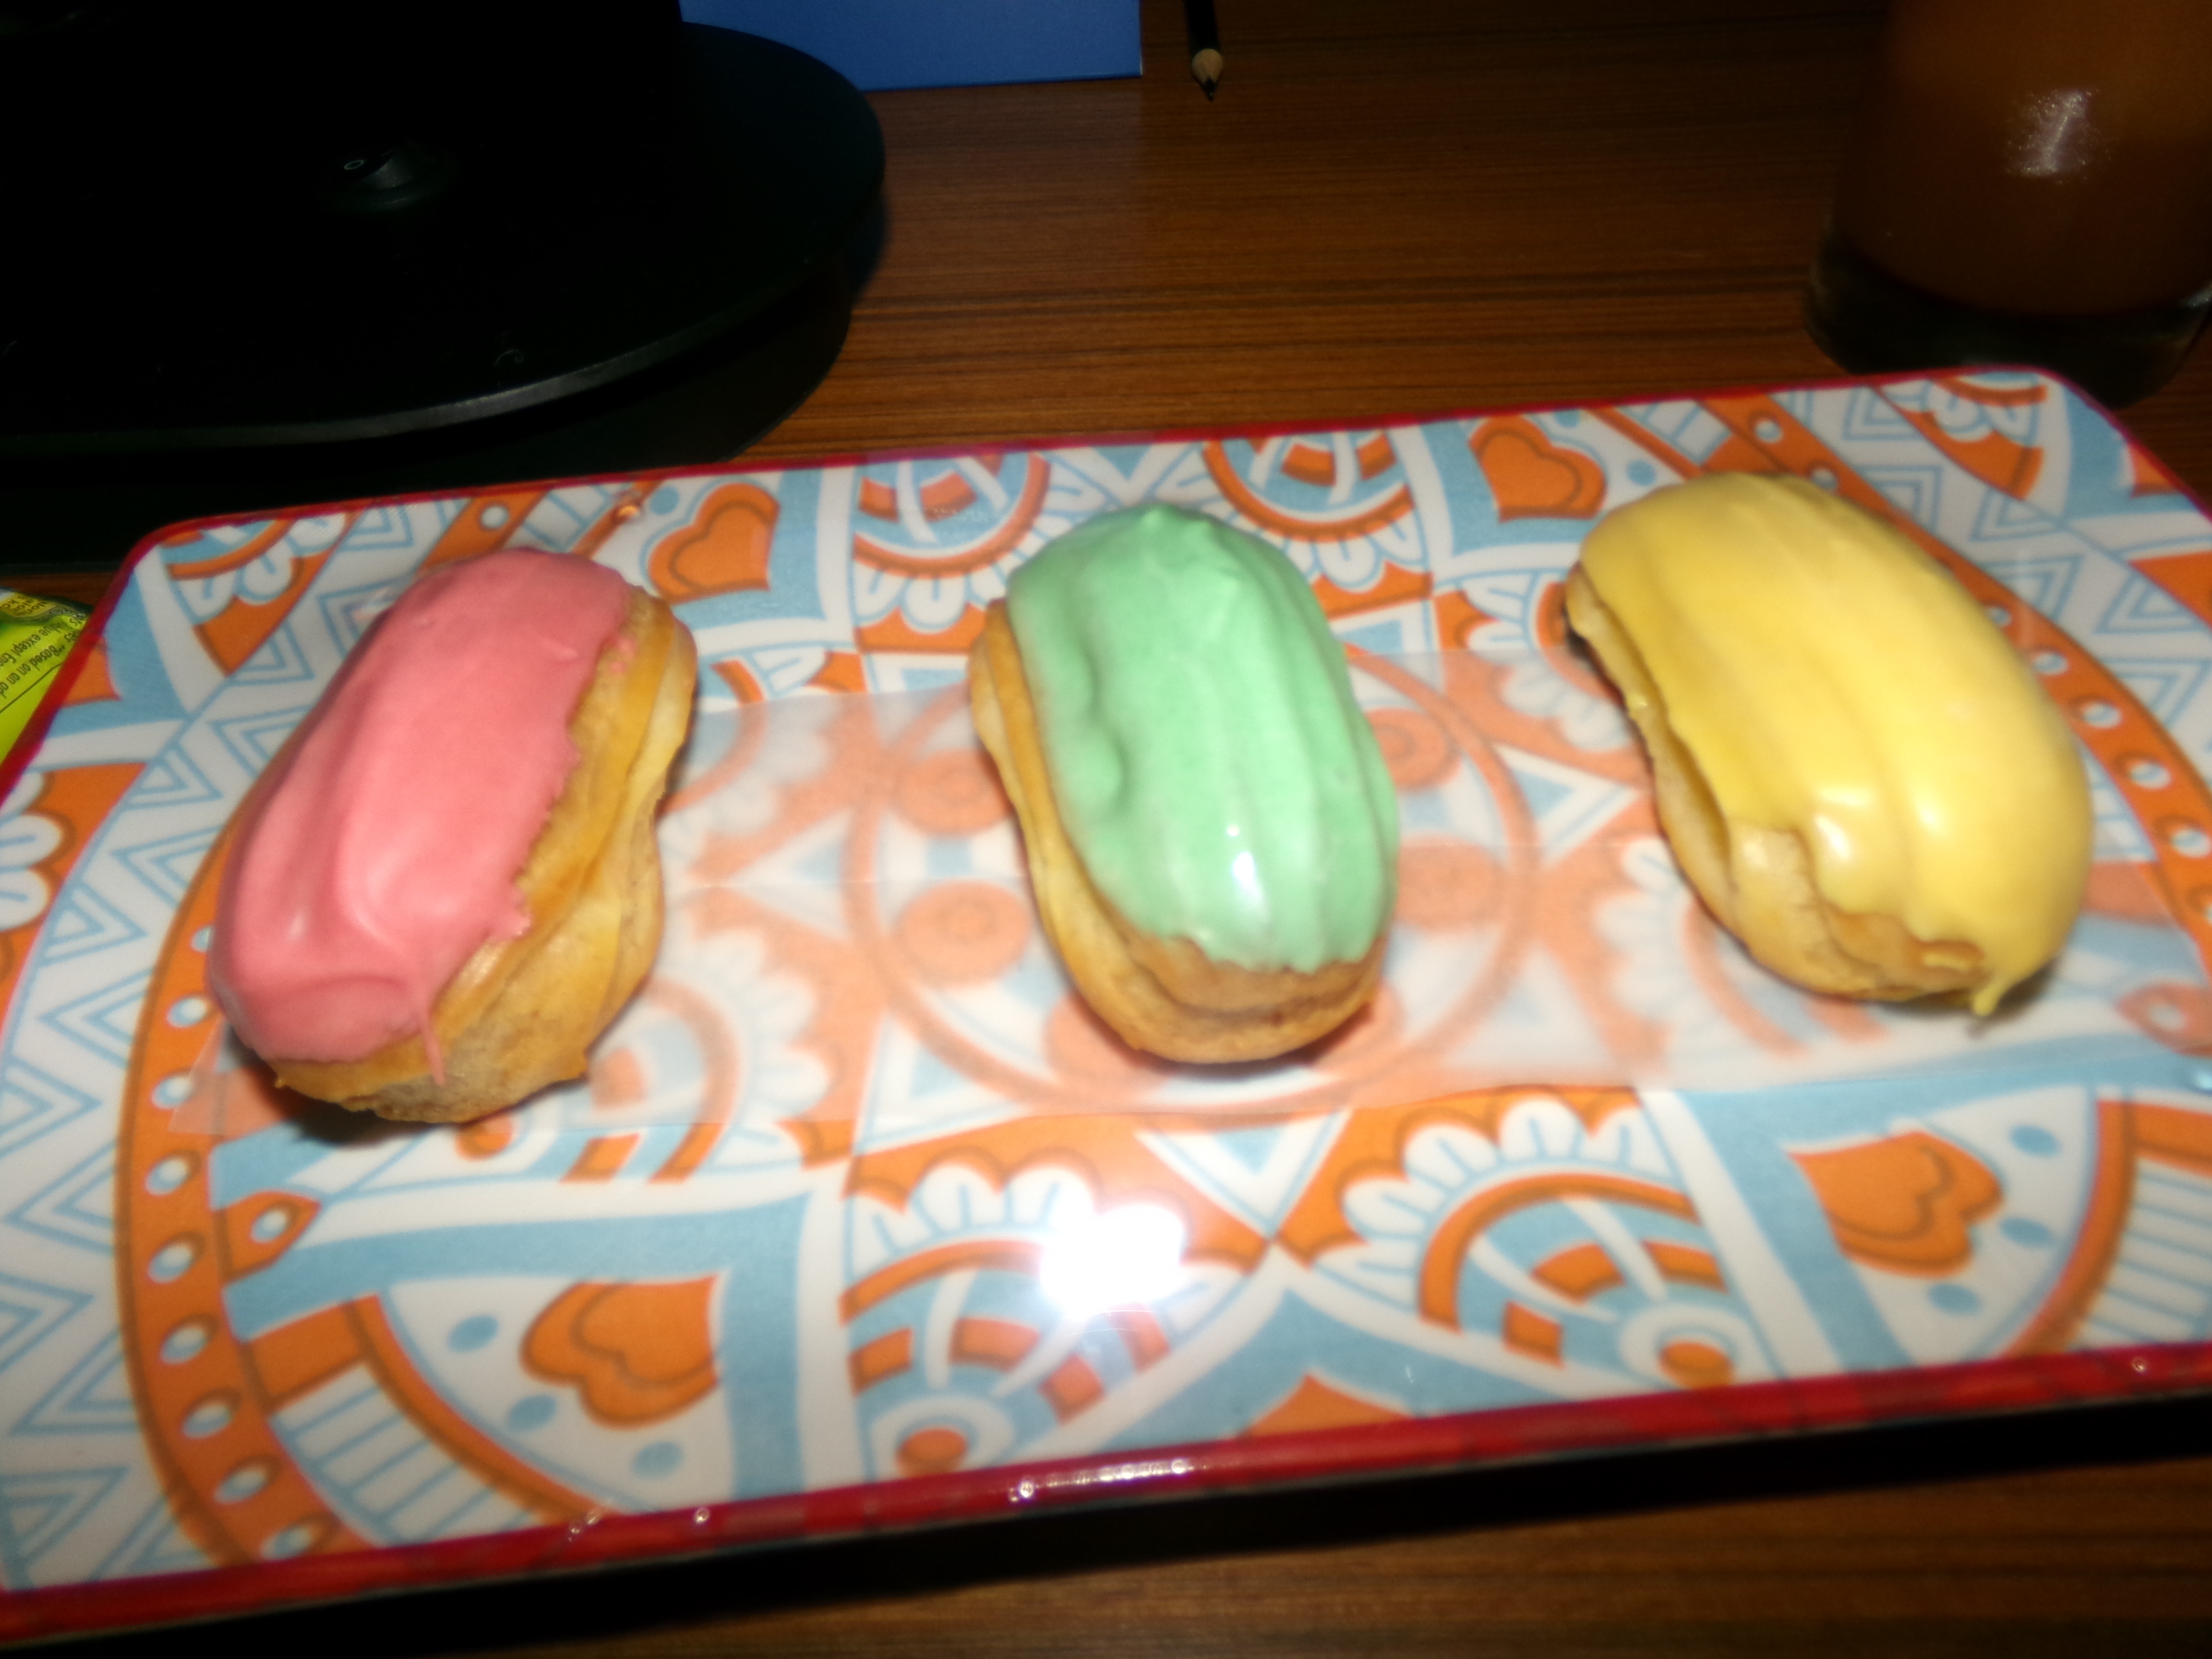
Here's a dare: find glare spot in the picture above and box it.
[1229,849,1262,906]
[1039,1205,1187,1317]
[2011,88,2095,179]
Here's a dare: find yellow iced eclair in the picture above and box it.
[1564,471,2092,1014]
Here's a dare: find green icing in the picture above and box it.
[1005,504,1399,973]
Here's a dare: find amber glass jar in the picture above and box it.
[1806,0,2212,406]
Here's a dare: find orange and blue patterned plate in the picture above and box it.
[6,371,2212,1639]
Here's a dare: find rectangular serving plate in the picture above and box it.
[7,370,2212,1642]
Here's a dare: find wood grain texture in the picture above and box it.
[498,1462,2212,1654]
[757,0,1882,461]
[34,1,2212,1651]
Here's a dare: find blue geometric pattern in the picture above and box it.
[0,1274,90,1373]
[271,1367,538,1549]
[14,1334,137,1437]
[38,972,153,1069]
[4,1141,113,1254]
[21,884,142,966]
[2097,572,2200,635]
[0,1058,102,1160]
[0,1469,126,1585]
[91,1495,214,1582]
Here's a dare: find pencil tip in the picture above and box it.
[1191,48,1224,98]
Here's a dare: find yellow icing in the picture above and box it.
[1578,472,2092,1013]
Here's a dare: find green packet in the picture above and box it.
[0,591,89,765]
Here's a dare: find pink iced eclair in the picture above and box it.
[209,550,697,1123]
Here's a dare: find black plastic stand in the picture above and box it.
[0,3,884,566]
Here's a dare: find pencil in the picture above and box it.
[1184,0,1223,99]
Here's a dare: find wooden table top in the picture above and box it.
[36,1,2212,1652]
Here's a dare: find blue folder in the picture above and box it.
[680,1,1143,92]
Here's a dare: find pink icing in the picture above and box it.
[209,551,635,1064]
